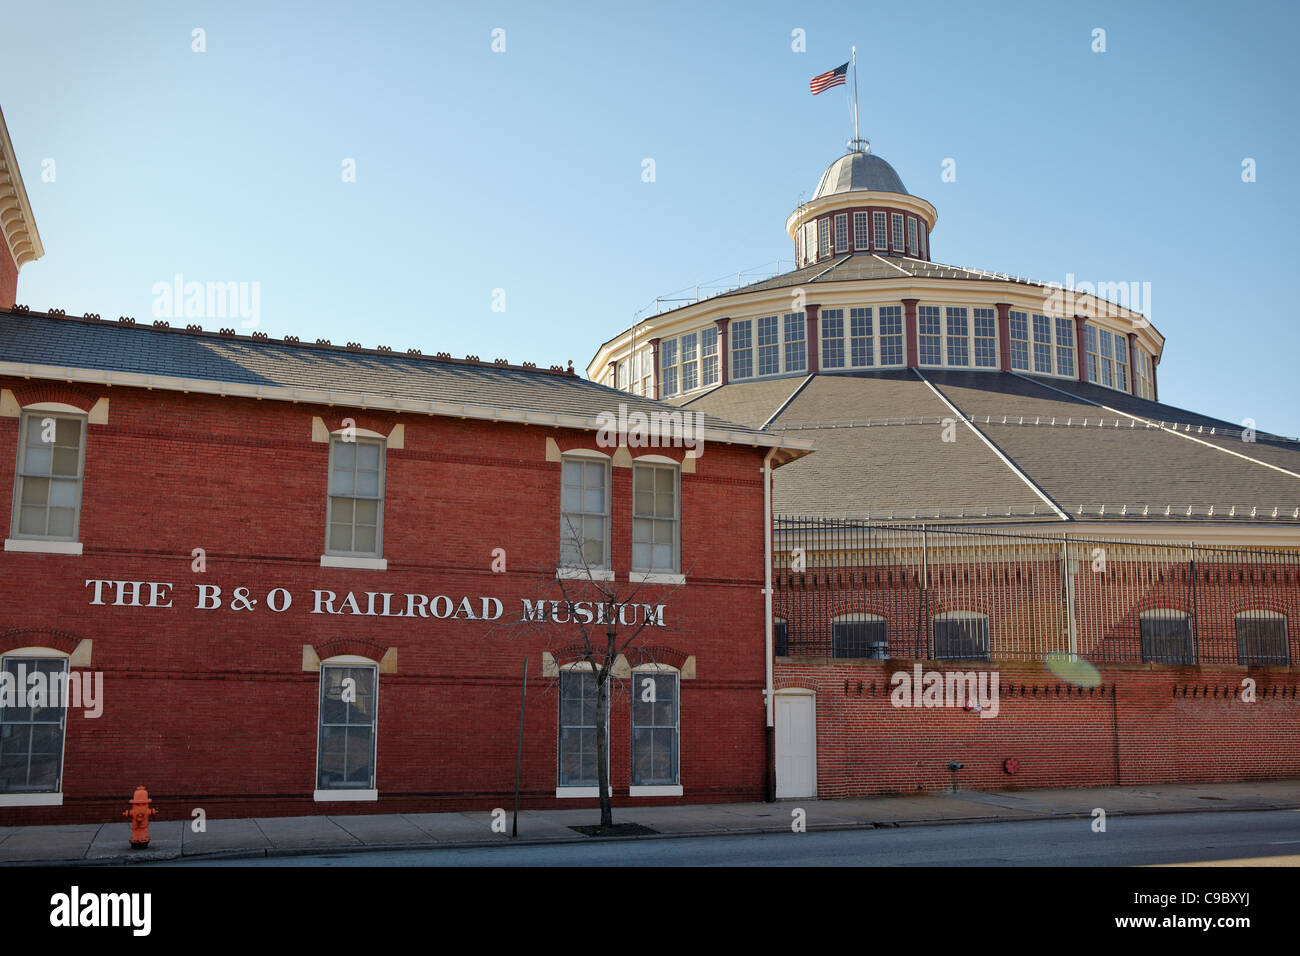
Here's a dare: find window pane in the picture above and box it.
[54,418,81,448]
[357,442,380,469]
[46,508,74,538]
[24,445,51,475]
[19,477,47,506]
[333,441,356,468]
[18,506,46,535]
[51,448,79,477]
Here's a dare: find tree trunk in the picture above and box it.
[596,666,613,827]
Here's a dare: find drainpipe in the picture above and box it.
[763,447,777,802]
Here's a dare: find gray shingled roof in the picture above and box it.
[683,367,1300,524]
[0,310,796,447]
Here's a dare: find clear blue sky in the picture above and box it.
[3,0,1297,434]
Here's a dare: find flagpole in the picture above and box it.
[851,46,859,148]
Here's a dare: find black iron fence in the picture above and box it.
[773,516,1300,667]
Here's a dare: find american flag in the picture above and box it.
[810,62,848,95]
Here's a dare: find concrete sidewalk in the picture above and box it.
[4,779,1300,865]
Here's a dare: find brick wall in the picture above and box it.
[776,659,1300,797]
[0,378,771,824]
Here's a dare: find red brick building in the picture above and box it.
[0,108,811,824]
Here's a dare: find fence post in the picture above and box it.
[1189,545,1200,664]
[921,524,931,660]
[1062,534,1077,656]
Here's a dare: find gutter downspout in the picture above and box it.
[763,447,777,802]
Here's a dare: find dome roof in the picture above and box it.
[813,148,908,198]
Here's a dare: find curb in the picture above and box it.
[11,800,1300,866]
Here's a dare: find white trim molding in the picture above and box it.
[313,789,378,802]
[629,785,683,798]
[4,539,83,555]
[555,786,615,799]
[557,567,615,581]
[319,555,387,571]
[0,792,63,807]
[0,105,44,269]
[630,571,685,586]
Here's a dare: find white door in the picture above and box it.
[775,693,816,798]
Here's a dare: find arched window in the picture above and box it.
[630,662,680,796]
[0,647,71,804]
[1235,610,1289,666]
[932,611,990,661]
[315,655,378,801]
[1139,609,1193,665]
[832,613,887,659]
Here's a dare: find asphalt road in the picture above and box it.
[171,809,1300,866]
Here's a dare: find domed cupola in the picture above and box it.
[787,142,937,268]
[813,146,909,198]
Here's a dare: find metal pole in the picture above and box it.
[851,46,859,146]
[511,658,528,838]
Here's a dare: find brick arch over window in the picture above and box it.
[0,626,81,655]
[621,644,688,671]
[7,383,102,412]
[314,637,388,663]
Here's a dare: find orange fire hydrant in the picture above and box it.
[123,786,157,848]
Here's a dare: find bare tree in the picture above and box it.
[492,513,687,829]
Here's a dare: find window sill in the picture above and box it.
[313,788,378,802]
[557,567,614,582]
[555,786,614,798]
[320,555,387,571]
[630,571,685,586]
[4,539,82,555]
[629,785,683,798]
[0,792,63,806]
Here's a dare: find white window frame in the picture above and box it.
[1114,331,1129,392]
[314,656,379,802]
[919,224,928,260]
[906,217,918,257]
[973,307,998,368]
[783,312,807,372]
[659,337,679,397]
[632,460,680,575]
[917,305,942,366]
[873,211,888,251]
[834,214,849,253]
[629,663,681,796]
[877,305,905,366]
[731,318,754,380]
[0,648,70,805]
[560,451,612,578]
[804,221,818,264]
[1055,316,1076,378]
[700,325,719,388]
[1009,310,1030,372]
[557,663,614,798]
[820,308,846,369]
[322,432,387,570]
[853,211,870,251]
[890,213,904,253]
[9,408,87,553]
[818,218,831,261]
